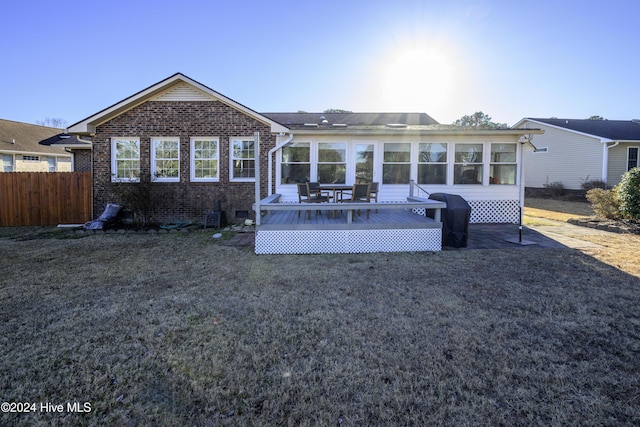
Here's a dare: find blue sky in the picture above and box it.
[2,0,639,127]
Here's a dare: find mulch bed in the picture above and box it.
[568,217,640,235]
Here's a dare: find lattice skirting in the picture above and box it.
[255,228,442,254]
[467,200,519,223]
[412,199,518,224]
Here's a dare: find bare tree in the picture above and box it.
[36,117,68,129]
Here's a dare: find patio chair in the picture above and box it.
[369,182,379,212]
[297,182,330,219]
[307,182,332,201]
[339,183,371,219]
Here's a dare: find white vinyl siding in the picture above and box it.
[521,123,603,190]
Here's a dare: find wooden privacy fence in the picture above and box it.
[0,172,92,226]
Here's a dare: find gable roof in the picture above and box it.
[0,119,71,156]
[68,73,289,135]
[521,118,640,141]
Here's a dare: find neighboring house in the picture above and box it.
[0,119,73,172]
[39,133,92,172]
[68,73,540,225]
[515,118,640,190]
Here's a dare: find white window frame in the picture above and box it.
[418,142,448,185]
[2,154,14,172]
[317,142,347,184]
[489,143,517,185]
[151,138,180,182]
[47,157,57,172]
[280,141,311,184]
[190,137,219,182]
[382,142,412,185]
[230,137,256,182]
[111,138,140,182]
[453,143,484,185]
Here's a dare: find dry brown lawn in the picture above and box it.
[524,198,640,277]
[0,222,639,426]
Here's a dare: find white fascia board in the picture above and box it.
[68,73,289,135]
[515,119,613,143]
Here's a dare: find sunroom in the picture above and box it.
[255,113,542,254]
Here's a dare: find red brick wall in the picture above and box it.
[92,100,276,224]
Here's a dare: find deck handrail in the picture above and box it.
[254,195,445,224]
[409,179,431,198]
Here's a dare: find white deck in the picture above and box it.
[253,197,446,254]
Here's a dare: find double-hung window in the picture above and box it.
[628,147,639,171]
[47,157,57,172]
[489,143,517,184]
[191,138,219,182]
[317,142,346,184]
[383,143,411,184]
[230,137,255,181]
[454,143,483,184]
[418,143,447,184]
[151,138,180,182]
[2,154,14,172]
[281,142,310,184]
[111,138,140,182]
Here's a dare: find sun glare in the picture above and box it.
[372,42,461,114]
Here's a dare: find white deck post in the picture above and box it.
[254,132,261,226]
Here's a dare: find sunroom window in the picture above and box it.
[191,138,219,182]
[151,138,180,182]
[281,142,310,184]
[111,138,140,182]
[318,142,346,184]
[355,143,374,183]
[383,143,411,184]
[230,138,255,181]
[418,142,447,184]
[454,143,483,184]
[490,143,516,184]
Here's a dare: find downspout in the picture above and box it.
[267,132,294,196]
[602,140,619,185]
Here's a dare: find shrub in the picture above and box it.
[543,181,565,198]
[586,188,621,219]
[581,179,609,191]
[617,168,640,219]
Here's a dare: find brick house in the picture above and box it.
[68,73,287,224]
[69,73,541,227]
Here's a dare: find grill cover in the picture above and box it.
[428,193,471,248]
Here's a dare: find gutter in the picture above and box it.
[267,132,294,196]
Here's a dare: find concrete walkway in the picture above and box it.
[464,221,604,250]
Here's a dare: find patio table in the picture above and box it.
[319,184,353,201]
